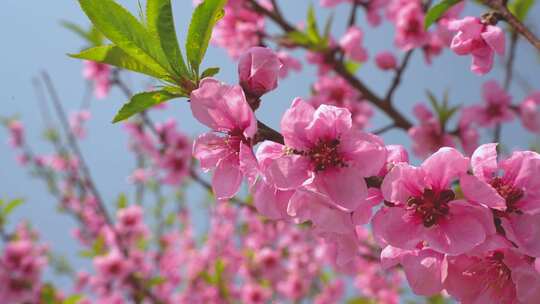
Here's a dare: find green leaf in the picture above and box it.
[148,276,166,287]
[323,13,334,43]
[344,60,362,74]
[113,90,178,123]
[61,21,101,46]
[346,297,374,304]
[427,294,448,304]
[88,26,105,46]
[78,250,95,258]
[62,295,83,304]
[426,90,442,114]
[286,31,312,46]
[306,4,321,43]
[146,0,190,77]
[116,193,128,209]
[69,45,165,79]
[424,0,462,30]
[93,235,106,256]
[201,67,220,78]
[78,0,172,77]
[40,283,59,304]
[186,0,227,74]
[3,198,24,217]
[509,0,535,21]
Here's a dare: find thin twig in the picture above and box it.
[347,2,359,28]
[484,0,540,52]
[41,72,113,227]
[246,0,413,131]
[384,50,414,102]
[495,31,519,144]
[371,123,396,135]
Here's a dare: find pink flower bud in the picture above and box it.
[375,52,397,70]
[520,92,540,133]
[238,47,282,98]
[339,26,368,62]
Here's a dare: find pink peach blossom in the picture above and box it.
[267,98,386,211]
[445,237,540,303]
[449,16,506,75]
[83,61,111,99]
[519,91,540,133]
[461,143,540,257]
[277,51,302,78]
[238,47,282,98]
[373,147,495,255]
[381,245,447,296]
[339,26,368,62]
[7,120,24,148]
[394,2,428,50]
[375,52,397,70]
[191,78,257,199]
[468,80,514,127]
[308,75,373,129]
[408,103,455,158]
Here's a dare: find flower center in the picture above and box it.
[329,88,346,103]
[490,177,524,214]
[306,139,346,172]
[407,189,454,227]
[405,19,422,36]
[486,104,504,117]
[465,251,513,294]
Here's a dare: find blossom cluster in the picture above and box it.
[3,0,540,303]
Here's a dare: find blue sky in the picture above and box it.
[1,0,539,289]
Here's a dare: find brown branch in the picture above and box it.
[484,0,540,52]
[246,0,413,131]
[384,50,414,102]
[347,2,359,28]
[371,123,396,135]
[255,121,284,144]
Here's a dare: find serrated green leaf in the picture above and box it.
[78,0,173,78]
[62,295,83,304]
[424,0,462,30]
[3,198,24,217]
[147,0,190,78]
[69,45,165,79]
[186,0,227,74]
[113,90,178,123]
[509,0,535,21]
[201,67,220,78]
